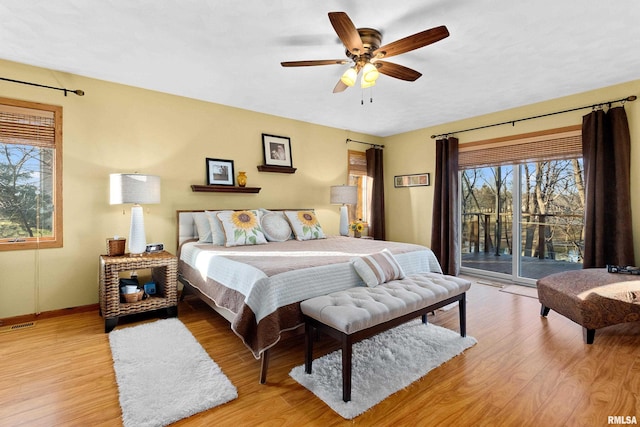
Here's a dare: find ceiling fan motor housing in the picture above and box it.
[346,28,383,65]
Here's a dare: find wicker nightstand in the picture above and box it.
[99,251,178,333]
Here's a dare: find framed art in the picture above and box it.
[394,173,430,188]
[206,158,235,186]
[262,133,292,167]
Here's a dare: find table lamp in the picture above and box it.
[330,185,357,236]
[110,173,161,255]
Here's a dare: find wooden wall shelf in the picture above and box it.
[257,165,297,174]
[191,185,261,193]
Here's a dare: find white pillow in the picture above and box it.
[216,210,267,247]
[351,249,406,287]
[205,210,226,246]
[193,212,212,243]
[284,210,326,241]
[261,212,293,242]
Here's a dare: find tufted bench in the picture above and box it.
[538,268,640,344]
[300,272,471,402]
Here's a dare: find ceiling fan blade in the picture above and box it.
[328,12,365,56]
[281,59,348,67]
[376,61,422,81]
[373,25,449,59]
[333,79,349,93]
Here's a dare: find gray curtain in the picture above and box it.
[431,137,460,275]
[366,147,385,240]
[582,106,634,268]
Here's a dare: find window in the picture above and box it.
[459,126,584,281]
[0,97,62,250]
[347,150,370,224]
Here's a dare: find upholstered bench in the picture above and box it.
[537,269,640,344]
[300,272,471,402]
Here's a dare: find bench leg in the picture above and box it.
[305,322,314,374]
[583,327,595,344]
[459,295,466,337]
[342,334,352,402]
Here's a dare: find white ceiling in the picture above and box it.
[1,1,639,137]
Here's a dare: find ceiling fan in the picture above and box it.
[281,11,449,93]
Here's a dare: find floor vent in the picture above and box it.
[0,321,36,333]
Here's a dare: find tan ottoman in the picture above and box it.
[537,269,640,343]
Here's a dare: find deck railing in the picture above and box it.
[462,212,583,262]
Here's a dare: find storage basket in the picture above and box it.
[107,238,126,256]
[123,290,144,303]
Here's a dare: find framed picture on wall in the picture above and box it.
[262,133,292,167]
[394,173,430,188]
[206,158,235,186]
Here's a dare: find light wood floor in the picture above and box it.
[1,280,639,427]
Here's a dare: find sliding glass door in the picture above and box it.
[461,159,584,284]
[460,165,513,275]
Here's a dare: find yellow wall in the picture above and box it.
[0,59,380,318]
[1,56,638,319]
[384,79,640,252]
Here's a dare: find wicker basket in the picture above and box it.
[123,290,144,303]
[107,238,126,256]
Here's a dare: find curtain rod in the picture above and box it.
[0,77,85,96]
[346,138,384,148]
[430,94,637,139]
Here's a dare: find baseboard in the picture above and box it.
[0,303,99,326]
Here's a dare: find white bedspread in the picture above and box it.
[180,236,442,323]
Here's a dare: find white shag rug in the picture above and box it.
[290,320,477,419]
[109,318,237,427]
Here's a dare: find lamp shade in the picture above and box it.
[330,185,357,205]
[110,174,161,205]
[361,76,376,88]
[340,67,358,87]
[362,62,380,83]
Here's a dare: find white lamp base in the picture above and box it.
[339,205,349,236]
[128,204,147,255]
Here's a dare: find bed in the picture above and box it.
[176,209,443,381]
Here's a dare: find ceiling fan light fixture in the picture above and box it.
[362,62,379,83]
[340,67,358,86]
[361,75,376,88]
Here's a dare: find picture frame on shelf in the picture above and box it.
[394,173,430,188]
[262,133,292,167]
[206,158,235,186]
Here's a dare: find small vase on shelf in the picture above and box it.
[237,171,247,187]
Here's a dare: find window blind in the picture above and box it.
[0,104,56,148]
[348,150,367,176]
[458,125,582,170]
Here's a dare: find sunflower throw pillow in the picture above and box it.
[284,210,326,241]
[216,210,267,247]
